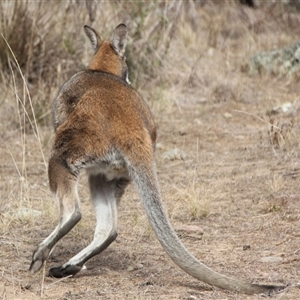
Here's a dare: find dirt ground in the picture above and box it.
[1,2,300,300]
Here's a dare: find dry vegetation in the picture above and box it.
[1,1,300,299]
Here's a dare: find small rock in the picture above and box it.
[271,102,294,114]
[243,245,251,251]
[176,225,204,240]
[179,130,187,136]
[14,207,42,219]
[162,148,188,161]
[224,112,232,119]
[141,281,153,286]
[194,118,203,125]
[127,263,143,272]
[176,224,204,234]
[260,256,283,263]
[135,263,143,269]
[156,142,164,150]
[198,97,207,103]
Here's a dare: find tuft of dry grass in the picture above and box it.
[169,174,213,222]
[0,1,183,130]
[268,117,296,149]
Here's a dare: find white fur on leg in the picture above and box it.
[62,184,117,268]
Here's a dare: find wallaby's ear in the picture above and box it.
[112,24,128,56]
[84,25,102,51]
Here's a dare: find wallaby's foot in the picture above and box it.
[48,264,82,278]
[30,245,51,273]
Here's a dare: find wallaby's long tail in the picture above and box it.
[130,163,284,295]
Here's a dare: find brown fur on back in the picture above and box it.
[52,71,156,179]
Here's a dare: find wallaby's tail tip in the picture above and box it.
[254,284,287,296]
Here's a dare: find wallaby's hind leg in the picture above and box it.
[48,174,130,278]
[30,157,81,274]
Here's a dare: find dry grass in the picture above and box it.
[1,1,300,299]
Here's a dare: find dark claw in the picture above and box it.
[29,259,44,274]
[48,264,82,278]
[30,246,51,273]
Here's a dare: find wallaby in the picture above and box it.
[30,24,285,295]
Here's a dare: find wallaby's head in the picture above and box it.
[84,24,130,83]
